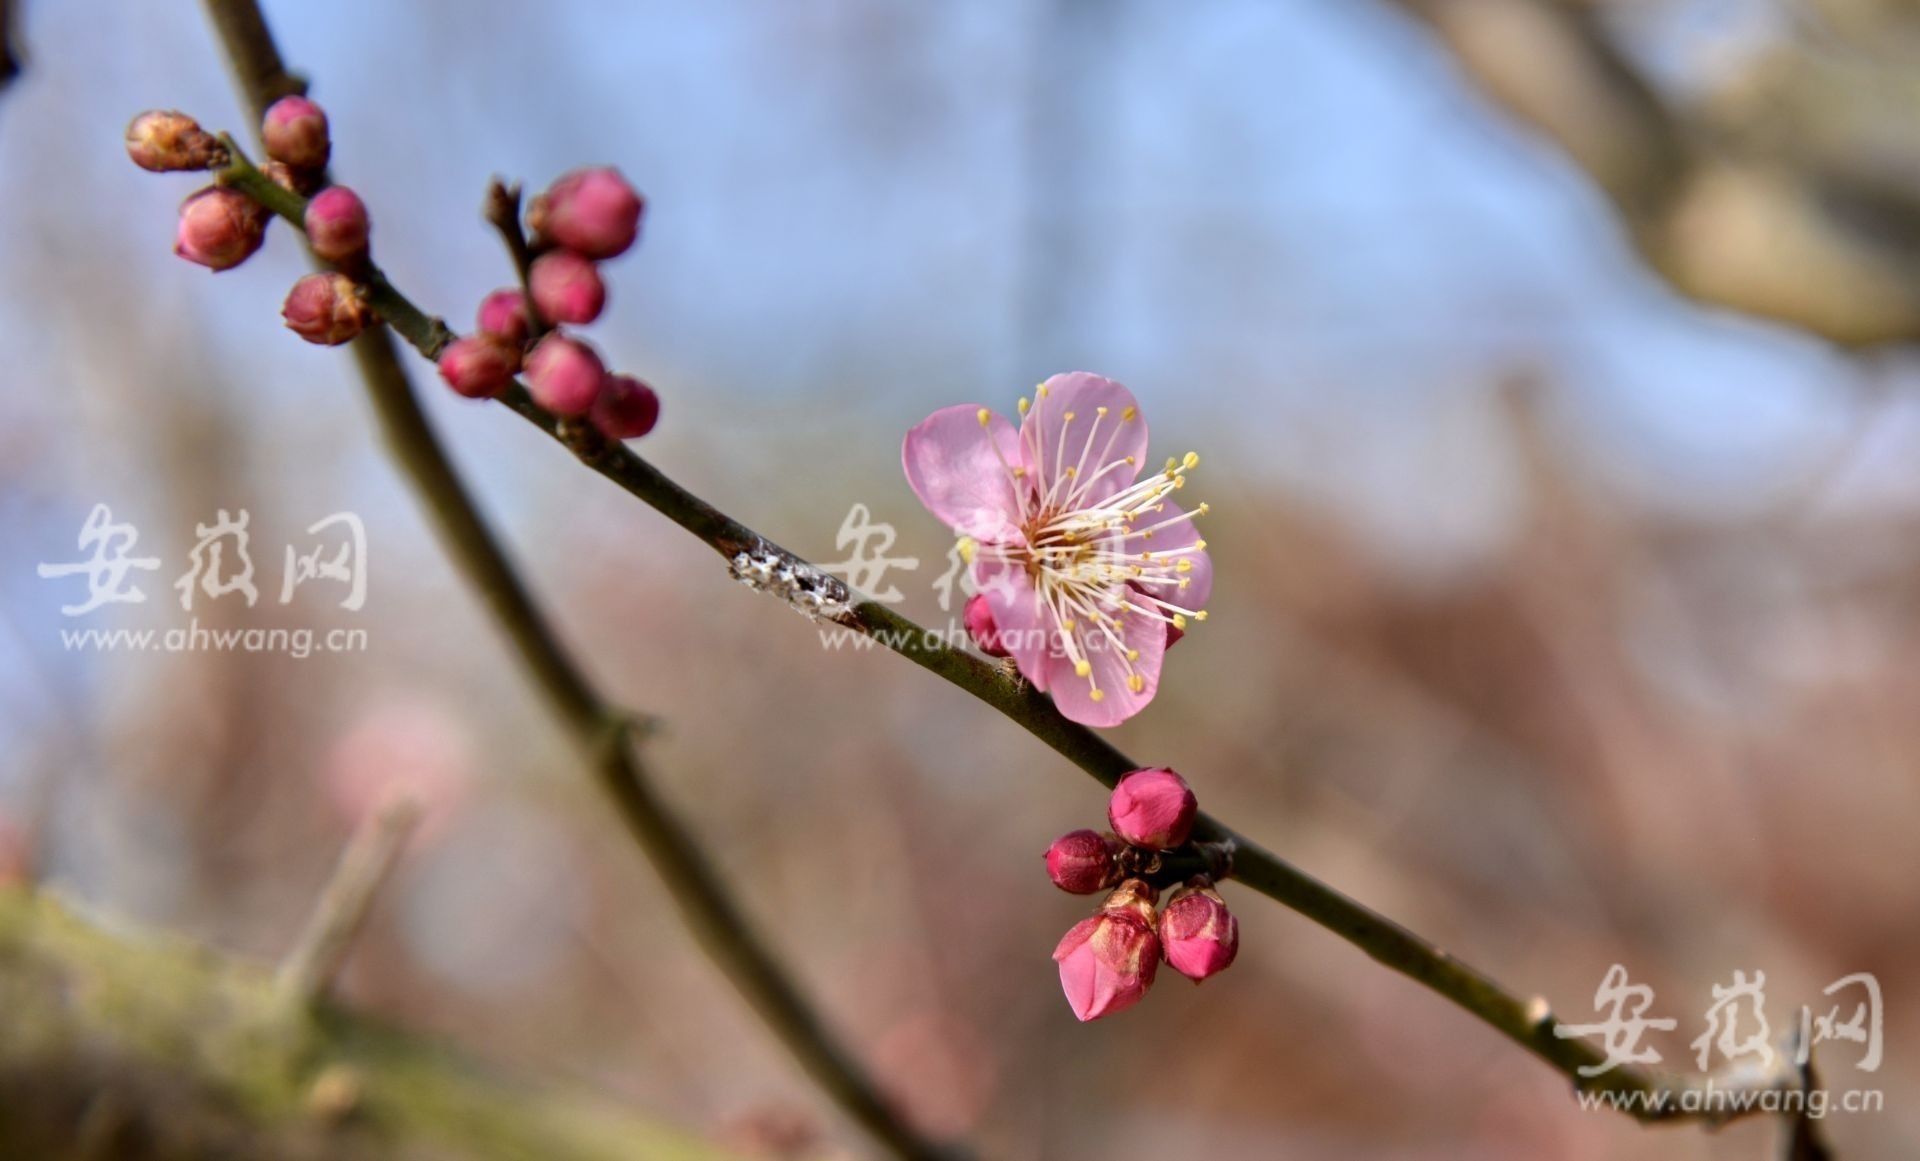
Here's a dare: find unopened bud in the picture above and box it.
[523,334,606,416]
[591,373,660,440]
[529,249,606,325]
[126,110,226,172]
[174,187,268,271]
[437,333,521,399]
[282,273,372,346]
[262,95,331,170]
[531,166,644,260]
[1044,829,1120,894]
[962,594,1009,658]
[1107,767,1197,851]
[1051,879,1160,1021]
[476,288,532,346]
[1159,881,1238,981]
[305,186,370,263]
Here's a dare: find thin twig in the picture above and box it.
[196,3,1820,1136]
[277,794,420,1005]
[201,7,958,1159]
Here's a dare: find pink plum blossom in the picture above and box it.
[903,372,1211,726]
[1159,881,1238,981]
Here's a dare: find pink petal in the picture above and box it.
[902,405,1026,542]
[1019,373,1149,509]
[973,557,1056,692]
[1044,600,1167,728]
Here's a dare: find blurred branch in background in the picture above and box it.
[200,4,959,1160]
[1383,0,1920,345]
[0,0,20,93]
[0,891,736,1161]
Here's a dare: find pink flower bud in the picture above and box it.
[591,373,660,440]
[532,166,644,260]
[437,333,521,399]
[476,288,532,346]
[1158,881,1238,981]
[174,187,268,271]
[262,95,330,170]
[523,334,606,416]
[125,110,225,172]
[528,249,606,325]
[1044,829,1120,895]
[1107,767,1197,850]
[1052,880,1159,1022]
[281,272,372,346]
[305,186,370,262]
[963,594,1010,658]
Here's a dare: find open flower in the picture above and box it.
[903,372,1211,726]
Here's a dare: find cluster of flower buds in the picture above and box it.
[1046,767,1238,1021]
[126,97,378,348]
[437,167,660,442]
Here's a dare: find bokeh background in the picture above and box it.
[4,1,1919,1157]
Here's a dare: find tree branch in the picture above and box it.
[196,2,1821,1137]
[200,6,958,1160]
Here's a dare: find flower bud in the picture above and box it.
[523,334,606,416]
[591,373,660,440]
[1044,829,1120,894]
[305,186,370,262]
[963,593,1009,658]
[174,187,268,271]
[1107,767,1197,850]
[262,95,330,170]
[282,273,372,346]
[476,288,532,346]
[1051,879,1159,1021]
[531,166,644,259]
[437,333,521,399]
[529,249,606,325]
[1159,881,1238,981]
[125,110,225,172]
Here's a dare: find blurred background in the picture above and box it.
[3,0,1919,1157]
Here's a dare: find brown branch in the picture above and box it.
[199,6,958,1159]
[276,794,420,1006]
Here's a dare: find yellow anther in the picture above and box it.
[1173,614,1189,630]
[1182,451,1200,470]
[1124,455,1136,465]
[976,407,991,427]
[1089,689,1105,702]
[1142,530,1153,540]
[1096,406,1108,416]
[1064,411,1076,422]
[1061,619,1076,632]
[1197,502,1211,515]
[1037,383,1050,398]
[1122,406,1137,421]
[1127,674,1145,693]
[1173,476,1186,489]
[1018,396,1030,415]
[1195,610,1209,622]
[1176,558,1193,573]
[1066,466,1077,477]
[1193,539,1207,550]
[1013,466,1027,477]
[956,536,976,564]
[1074,659,1092,677]
[1178,578,1191,589]
[1126,649,1140,662]
[1164,457,1178,472]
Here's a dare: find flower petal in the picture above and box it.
[1044,600,1167,728]
[973,557,1054,692]
[1020,373,1149,510]
[902,405,1025,541]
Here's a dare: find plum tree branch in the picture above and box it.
[201,6,959,1160]
[196,0,1826,1140]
